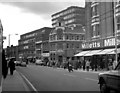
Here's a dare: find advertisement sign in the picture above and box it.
[81,36,120,50]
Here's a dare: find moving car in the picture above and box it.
[98,62,120,93]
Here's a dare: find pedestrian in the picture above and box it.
[2,49,8,79]
[83,59,86,71]
[113,59,117,69]
[8,58,15,75]
[67,59,73,72]
[86,60,90,71]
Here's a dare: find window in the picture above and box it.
[117,16,120,30]
[91,24,100,37]
[66,43,69,48]
[91,5,99,17]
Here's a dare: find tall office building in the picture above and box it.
[51,6,85,27]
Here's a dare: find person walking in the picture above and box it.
[8,58,15,75]
[83,59,86,71]
[2,49,8,79]
[86,60,90,71]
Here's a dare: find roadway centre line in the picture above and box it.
[19,72,38,92]
[64,74,76,77]
[85,78,99,82]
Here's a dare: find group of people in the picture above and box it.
[2,50,16,79]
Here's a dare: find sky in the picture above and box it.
[0,0,85,48]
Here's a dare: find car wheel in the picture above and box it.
[100,83,110,93]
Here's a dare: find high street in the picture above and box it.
[17,64,100,91]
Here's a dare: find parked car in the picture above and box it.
[98,62,120,93]
[14,61,21,66]
[21,62,27,67]
[35,59,43,65]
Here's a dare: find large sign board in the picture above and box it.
[81,36,120,49]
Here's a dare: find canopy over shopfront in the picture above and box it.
[83,50,102,56]
[106,48,120,54]
[74,51,91,56]
[95,49,115,55]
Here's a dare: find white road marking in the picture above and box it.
[19,72,38,92]
[85,78,99,82]
[64,74,76,77]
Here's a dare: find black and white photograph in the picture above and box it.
[0,0,120,93]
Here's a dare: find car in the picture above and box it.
[35,59,43,65]
[14,61,21,66]
[98,62,120,93]
[21,62,27,67]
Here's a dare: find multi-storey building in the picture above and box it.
[77,1,120,69]
[18,27,53,61]
[35,27,53,61]
[51,6,85,27]
[5,45,19,60]
[18,30,37,59]
[49,18,85,67]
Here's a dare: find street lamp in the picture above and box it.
[114,2,118,66]
[8,34,18,47]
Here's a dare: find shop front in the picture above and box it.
[75,36,120,70]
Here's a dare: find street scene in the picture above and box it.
[0,0,120,93]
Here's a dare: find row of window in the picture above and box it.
[22,51,35,54]
[22,33,36,39]
[50,34,84,41]
[53,19,76,27]
[23,44,35,49]
[50,43,81,50]
[20,38,35,45]
[52,8,75,19]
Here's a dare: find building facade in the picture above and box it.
[49,19,85,67]
[18,27,53,62]
[51,6,85,27]
[5,45,19,60]
[18,29,38,60]
[35,27,53,61]
[79,1,120,69]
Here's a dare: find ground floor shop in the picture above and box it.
[75,36,120,70]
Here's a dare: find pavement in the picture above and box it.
[2,69,34,92]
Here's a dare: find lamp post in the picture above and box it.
[114,1,118,66]
[8,34,18,47]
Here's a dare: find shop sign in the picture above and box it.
[104,37,120,47]
[42,53,50,57]
[82,41,101,49]
[104,38,115,47]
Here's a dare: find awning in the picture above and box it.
[74,51,91,56]
[84,50,102,56]
[95,49,115,55]
[107,48,120,54]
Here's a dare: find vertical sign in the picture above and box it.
[0,20,3,92]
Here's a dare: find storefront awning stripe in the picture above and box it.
[83,50,102,56]
[74,51,91,56]
[106,48,120,54]
[95,49,115,55]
